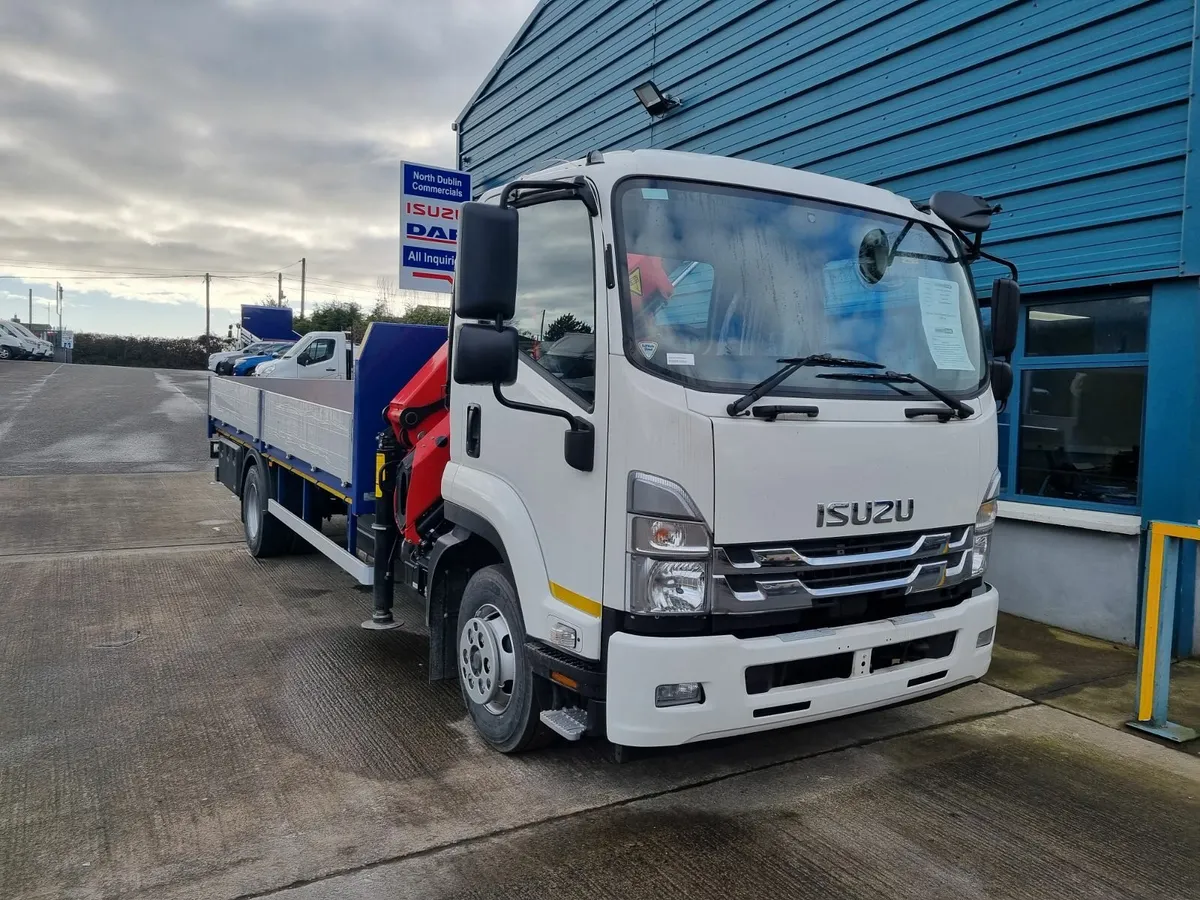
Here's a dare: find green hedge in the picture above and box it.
[71,334,218,369]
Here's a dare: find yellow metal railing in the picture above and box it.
[1128,520,1199,743]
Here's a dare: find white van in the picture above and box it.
[250,331,353,379]
[0,320,42,360]
[2,320,52,359]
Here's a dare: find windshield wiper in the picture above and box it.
[726,354,884,416]
[817,370,974,419]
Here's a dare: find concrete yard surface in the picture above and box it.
[2,362,1199,899]
[988,612,1200,755]
[0,471,243,557]
[275,705,1200,900]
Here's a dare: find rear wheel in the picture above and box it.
[241,462,291,557]
[457,565,550,753]
[0,346,11,360]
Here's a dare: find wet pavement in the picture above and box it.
[0,361,210,475]
[1,361,1198,899]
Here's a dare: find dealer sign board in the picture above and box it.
[399,161,472,295]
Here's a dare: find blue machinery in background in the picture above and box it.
[1128,520,1199,743]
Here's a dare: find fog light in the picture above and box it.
[549,621,578,650]
[976,626,995,648]
[655,682,703,707]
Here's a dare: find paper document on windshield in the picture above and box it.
[918,277,973,371]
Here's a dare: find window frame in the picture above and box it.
[509,197,598,412]
[304,338,335,365]
[997,289,1150,514]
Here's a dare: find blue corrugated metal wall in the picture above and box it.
[458,0,1197,293]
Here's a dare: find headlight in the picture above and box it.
[627,472,711,614]
[631,557,709,614]
[972,469,1001,577]
[630,516,709,556]
[257,363,276,376]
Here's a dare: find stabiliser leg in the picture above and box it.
[363,429,402,631]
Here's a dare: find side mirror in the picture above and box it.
[990,277,1019,359]
[453,323,518,385]
[455,203,518,321]
[928,191,994,234]
[990,360,1013,407]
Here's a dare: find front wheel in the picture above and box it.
[457,565,550,753]
[0,346,11,360]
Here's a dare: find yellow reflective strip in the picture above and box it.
[267,456,352,504]
[549,582,602,618]
[375,452,386,499]
[215,428,351,504]
[1137,529,1166,721]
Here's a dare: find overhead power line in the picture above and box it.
[0,257,305,280]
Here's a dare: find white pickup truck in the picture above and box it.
[251,330,354,379]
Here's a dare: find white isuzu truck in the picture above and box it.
[210,149,1019,756]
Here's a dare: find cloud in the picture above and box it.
[0,0,537,336]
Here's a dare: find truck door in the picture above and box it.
[297,336,338,379]
[451,196,609,617]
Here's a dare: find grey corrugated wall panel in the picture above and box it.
[458,0,1197,292]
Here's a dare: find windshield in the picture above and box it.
[280,340,305,359]
[6,321,37,341]
[614,178,987,400]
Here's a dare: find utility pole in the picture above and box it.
[278,272,285,306]
[300,257,306,319]
[28,288,32,325]
[205,273,211,344]
[56,283,63,338]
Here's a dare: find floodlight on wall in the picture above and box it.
[634,80,680,117]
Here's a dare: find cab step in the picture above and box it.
[540,707,588,741]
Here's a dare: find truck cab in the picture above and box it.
[431,149,1019,750]
[252,331,352,379]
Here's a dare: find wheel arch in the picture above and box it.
[426,524,504,681]
[441,463,604,661]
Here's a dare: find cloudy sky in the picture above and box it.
[0,0,538,337]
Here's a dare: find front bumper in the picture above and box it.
[606,584,998,747]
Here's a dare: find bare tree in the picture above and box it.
[375,276,399,316]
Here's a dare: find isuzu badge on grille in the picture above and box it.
[816,500,915,527]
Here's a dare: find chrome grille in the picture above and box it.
[713,525,973,614]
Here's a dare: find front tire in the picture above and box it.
[457,565,550,753]
[241,462,291,558]
[0,347,11,360]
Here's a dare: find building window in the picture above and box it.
[998,293,1148,511]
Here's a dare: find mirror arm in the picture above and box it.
[976,247,1019,281]
[947,225,1018,281]
[500,177,599,217]
[885,220,914,266]
[491,382,588,432]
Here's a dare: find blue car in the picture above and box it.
[230,341,294,375]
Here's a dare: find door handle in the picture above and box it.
[466,404,481,457]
